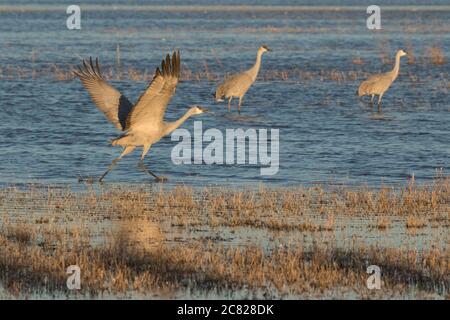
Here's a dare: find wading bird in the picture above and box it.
[215,45,271,114]
[74,51,207,182]
[357,49,408,109]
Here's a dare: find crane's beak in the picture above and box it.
[199,107,214,114]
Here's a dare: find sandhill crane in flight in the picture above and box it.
[357,49,408,110]
[74,51,208,182]
[215,45,271,114]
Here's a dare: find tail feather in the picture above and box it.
[357,81,370,97]
[215,84,225,102]
[357,82,367,97]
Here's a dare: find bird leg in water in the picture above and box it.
[228,97,232,112]
[238,97,243,114]
[377,94,384,111]
[99,146,135,182]
[138,161,167,182]
[139,144,167,181]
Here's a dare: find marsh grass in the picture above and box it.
[406,44,415,65]
[1,44,448,87]
[0,227,447,299]
[0,176,448,298]
[0,66,445,89]
[427,46,446,65]
[369,216,391,230]
[4,175,449,223]
[406,216,428,229]
[0,220,35,245]
[352,56,363,65]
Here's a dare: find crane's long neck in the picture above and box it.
[163,108,194,136]
[247,50,264,82]
[390,53,402,80]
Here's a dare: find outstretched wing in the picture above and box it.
[125,51,180,131]
[74,57,133,131]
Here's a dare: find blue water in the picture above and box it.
[0,2,449,187]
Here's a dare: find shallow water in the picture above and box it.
[0,1,449,188]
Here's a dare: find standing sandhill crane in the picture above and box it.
[215,45,271,114]
[357,49,408,109]
[74,51,208,182]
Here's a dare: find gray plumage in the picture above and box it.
[215,45,271,114]
[357,49,408,108]
[74,51,207,182]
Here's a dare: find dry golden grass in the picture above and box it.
[372,44,448,70]
[2,175,450,226]
[0,176,448,298]
[369,216,391,230]
[406,216,428,229]
[352,56,363,65]
[1,220,35,244]
[406,44,416,65]
[1,43,448,87]
[427,46,446,65]
[0,223,447,299]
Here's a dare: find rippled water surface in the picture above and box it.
[0,1,449,187]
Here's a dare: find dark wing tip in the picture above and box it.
[89,57,95,75]
[173,50,180,78]
[165,54,171,75]
[161,58,166,76]
[158,51,180,78]
[77,56,103,79]
[82,59,88,71]
[172,51,176,76]
[95,57,102,77]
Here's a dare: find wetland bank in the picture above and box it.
[0,176,448,299]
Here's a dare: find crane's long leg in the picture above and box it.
[377,94,384,111]
[228,97,232,112]
[238,97,243,114]
[139,162,167,182]
[99,146,136,182]
[138,144,167,182]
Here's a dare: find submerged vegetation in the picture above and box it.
[0,43,447,86]
[0,176,448,298]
